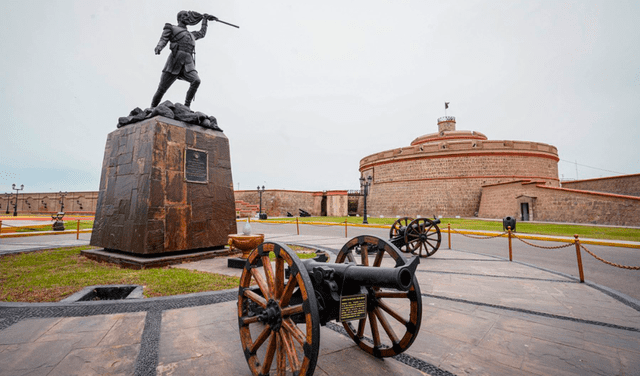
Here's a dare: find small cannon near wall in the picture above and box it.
[237,235,422,376]
[389,217,442,258]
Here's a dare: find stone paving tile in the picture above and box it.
[419,307,496,346]
[582,325,640,354]
[493,316,586,349]
[441,348,538,376]
[315,346,427,376]
[405,329,466,368]
[0,317,61,345]
[98,311,146,347]
[619,348,640,375]
[161,300,234,332]
[157,356,251,376]
[0,339,78,374]
[34,329,106,349]
[521,337,623,376]
[48,343,140,376]
[47,314,120,334]
[158,302,240,367]
[4,367,55,376]
[0,312,146,376]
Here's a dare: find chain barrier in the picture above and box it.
[511,233,574,250]
[449,227,507,239]
[580,244,640,270]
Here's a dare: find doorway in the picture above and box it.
[521,202,530,221]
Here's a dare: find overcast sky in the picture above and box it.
[1,0,638,195]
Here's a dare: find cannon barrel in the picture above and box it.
[302,256,419,291]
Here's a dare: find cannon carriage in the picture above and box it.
[237,235,422,376]
[389,217,442,258]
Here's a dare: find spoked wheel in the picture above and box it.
[336,235,422,358]
[238,242,320,376]
[404,218,442,258]
[389,217,413,253]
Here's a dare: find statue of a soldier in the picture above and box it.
[150,11,218,108]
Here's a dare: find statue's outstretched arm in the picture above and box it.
[192,18,208,40]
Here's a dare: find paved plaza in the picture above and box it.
[1,228,639,375]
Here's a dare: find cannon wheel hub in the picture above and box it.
[259,299,283,331]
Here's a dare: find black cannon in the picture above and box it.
[388,216,442,257]
[299,208,311,217]
[238,235,422,376]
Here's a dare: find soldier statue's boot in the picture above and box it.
[184,79,201,108]
[151,88,167,108]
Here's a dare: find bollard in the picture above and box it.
[296,217,300,235]
[447,223,451,249]
[574,234,585,283]
[76,219,80,240]
[508,226,513,261]
[344,218,348,238]
[0,220,2,236]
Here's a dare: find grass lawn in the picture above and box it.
[264,216,640,242]
[0,246,239,303]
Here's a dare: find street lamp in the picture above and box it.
[4,193,10,214]
[257,185,266,219]
[59,191,68,212]
[12,184,24,217]
[359,175,373,224]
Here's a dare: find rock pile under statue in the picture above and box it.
[118,100,222,131]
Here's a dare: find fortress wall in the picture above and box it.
[562,174,640,197]
[478,181,640,226]
[235,190,316,217]
[0,191,99,214]
[360,143,559,217]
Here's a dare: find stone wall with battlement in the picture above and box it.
[359,118,559,218]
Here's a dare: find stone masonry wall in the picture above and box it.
[478,181,640,226]
[362,151,559,218]
[235,190,316,217]
[0,191,98,214]
[562,174,640,197]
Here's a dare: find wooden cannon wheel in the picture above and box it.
[336,236,422,358]
[238,242,320,376]
[404,218,442,258]
[389,217,413,253]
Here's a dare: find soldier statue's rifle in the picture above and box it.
[203,14,239,28]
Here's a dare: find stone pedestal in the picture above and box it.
[90,116,236,255]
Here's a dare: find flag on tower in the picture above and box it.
[445,102,450,109]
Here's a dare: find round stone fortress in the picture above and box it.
[359,116,560,217]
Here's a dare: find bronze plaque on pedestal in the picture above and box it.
[185,148,208,183]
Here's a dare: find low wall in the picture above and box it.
[0,191,98,215]
[235,190,317,217]
[478,180,640,227]
[562,174,640,197]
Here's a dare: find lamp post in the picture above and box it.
[58,191,68,212]
[257,185,265,219]
[4,193,10,215]
[12,184,24,217]
[359,175,372,224]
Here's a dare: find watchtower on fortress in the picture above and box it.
[359,116,560,218]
